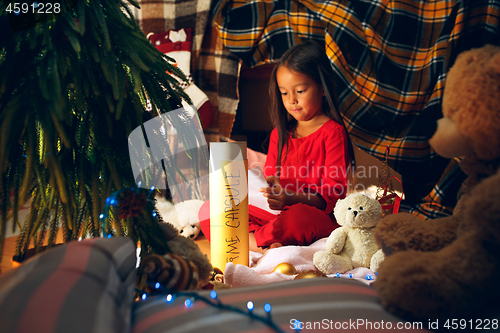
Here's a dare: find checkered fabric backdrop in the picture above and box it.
[212,0,500,218]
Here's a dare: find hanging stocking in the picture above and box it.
[148,28,213,129]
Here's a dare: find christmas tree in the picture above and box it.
[0,0,206,261]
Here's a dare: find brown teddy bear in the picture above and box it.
[373,44,500,321]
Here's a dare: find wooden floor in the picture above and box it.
[1,234,211,275]
[195,234,210,261]
[0,236,19,274]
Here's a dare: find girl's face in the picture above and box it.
[276,66,324,123]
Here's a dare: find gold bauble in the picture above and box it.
[273,262,297,275]
[294,270,326,280]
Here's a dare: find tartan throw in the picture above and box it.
[130,0,241,141]
[212,0,500,218]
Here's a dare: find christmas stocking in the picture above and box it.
[148,28,213,129]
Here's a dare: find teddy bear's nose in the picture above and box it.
[353,210,358,217]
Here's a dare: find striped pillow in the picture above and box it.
[0,237,137,333]
[132,277,432,332]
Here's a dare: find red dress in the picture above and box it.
[250,119,350,247]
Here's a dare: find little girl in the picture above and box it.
[249,40,355,249]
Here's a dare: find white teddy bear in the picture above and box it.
[313,193,385,274]
[156,198,204,239]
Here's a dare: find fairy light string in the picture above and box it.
[136,270,377,332]
[135,270,378,333]
[136,287,285,333]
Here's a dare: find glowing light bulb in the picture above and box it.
[137,181,142,187]
[210,291,218,300]
[264,303,271,313]
[336,272,340,278]
[366,274,373,280]
[155,282,160,289]
[166,294,174,303]
[110,199,115,205]
[348,273,353,278]
[247,301,254,311]
[295,320,302,331]
[99,214,104,219]
[141,294,147,300]
[107,234,111,239]
[185,298,193,307]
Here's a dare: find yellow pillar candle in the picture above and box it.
[209,142,249,272]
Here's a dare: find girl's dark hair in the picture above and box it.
[268,40,356,176]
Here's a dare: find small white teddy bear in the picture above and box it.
[313,193,385,274]
[156,198,204,239]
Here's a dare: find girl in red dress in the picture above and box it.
[249,40,356,249]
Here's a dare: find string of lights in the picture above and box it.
[137,287,286,333]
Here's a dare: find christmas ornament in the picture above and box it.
[273,262,297,275]
[294,270,326,280]
[118,190,148,219]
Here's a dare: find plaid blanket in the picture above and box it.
[212,0,500,218]
[130,0,241,141]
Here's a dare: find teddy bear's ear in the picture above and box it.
[333,197,347,225]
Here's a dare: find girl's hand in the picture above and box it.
[259,175,288,210]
